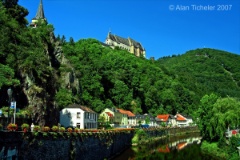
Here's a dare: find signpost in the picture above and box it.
[11,101,16,124]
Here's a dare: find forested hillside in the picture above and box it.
[1,1,240,126]
[157,48,240,99]
[62,39,197,115]
[0,1,63,125]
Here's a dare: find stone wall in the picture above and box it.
[0,127,199,160]
[0,130,134,160]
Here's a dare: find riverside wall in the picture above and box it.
[0,130,134,160]
[0,126,199,160]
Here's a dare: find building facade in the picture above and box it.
[105,32,146,57]
[60,104,98,129]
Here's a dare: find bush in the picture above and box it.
[51,125,59,132]
[7,123,18,131]
[74,128,80,133]
[43,126,50,132]
[21,123,30,131]
[59,127,65,132]
[67,127,73,132]
[33,125,41,132]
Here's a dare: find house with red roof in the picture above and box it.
[175,113,193,127]
[99,108,121,127]
[117,109,136,127]
[99,108,136,127]
[156,114,176,127]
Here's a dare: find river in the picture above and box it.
[112,133,220,160]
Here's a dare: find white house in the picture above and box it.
[175,113,193,127]
[156,114,177,127]
[60,104,98,129]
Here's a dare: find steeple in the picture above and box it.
[35,0,45,20]
[30,0,47,27]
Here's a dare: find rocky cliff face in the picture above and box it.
[19,32,79,126]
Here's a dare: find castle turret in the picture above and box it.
[30,0,47,27]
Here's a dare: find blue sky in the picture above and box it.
[18,0,240,59]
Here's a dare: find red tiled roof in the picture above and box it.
[157,114,169,122]
[117,109,135,117]
[176,114,187,121]
[177,142,187,150]
[158,145,170,153]
[105,112,113,117]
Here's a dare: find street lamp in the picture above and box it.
[7,88,13,124]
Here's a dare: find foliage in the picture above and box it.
[67,127,73,132]
[33,125,41,132]
[59,127,65,132]
[145,116,150,125]
[158,48,240,99]
[196,94,240,141]
[55,88,74,110]
[7,123,17,131]
[201,141,229,159]
[74,128,80,133]
[43,126,50,132]
[132,129,148,144]
[51,125,59,132]
[62,38,194,115]
[21,123,29,130]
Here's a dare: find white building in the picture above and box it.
[60,104,98,129]
[175,113,193,127]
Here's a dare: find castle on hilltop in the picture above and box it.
[105,32,146,57]
[28,1,146,58]
[30,0,47,28]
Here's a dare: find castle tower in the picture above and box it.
[30,0,47,27]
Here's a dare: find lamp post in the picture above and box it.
[7,88,13,125]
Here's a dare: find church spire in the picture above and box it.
[30,0,47,27]
[35,0,45,20]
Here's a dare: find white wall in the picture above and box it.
[60,108,84,129]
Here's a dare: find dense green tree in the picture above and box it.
[196,93,219,141]
[209,97,240,140]
[196,94,240,141]
[55,88,74,110]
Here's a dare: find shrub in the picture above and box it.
[7,123,18,131]
[34,125,41,132]
[43,126,50,132]
[67,127,73,132]
[59,127,65,132]
[74,128,80,133]
[21,123,30,130]
[51,125,59,132]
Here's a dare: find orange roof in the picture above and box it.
[157,114,169,122]
[158,145,170,153]
[105,112,113,117]
[176,114,187,121]
[117,109,135,117]
[177,142,187,150]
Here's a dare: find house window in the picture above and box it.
[76,123,80,128]
[77,112,81,119]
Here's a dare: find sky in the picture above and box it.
[18,0,240,59]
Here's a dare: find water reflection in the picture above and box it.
[113,133,219,160]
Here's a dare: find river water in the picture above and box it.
[113,133,219,160]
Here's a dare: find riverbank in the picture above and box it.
[131,126,200,146]
[201,140,239,160]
